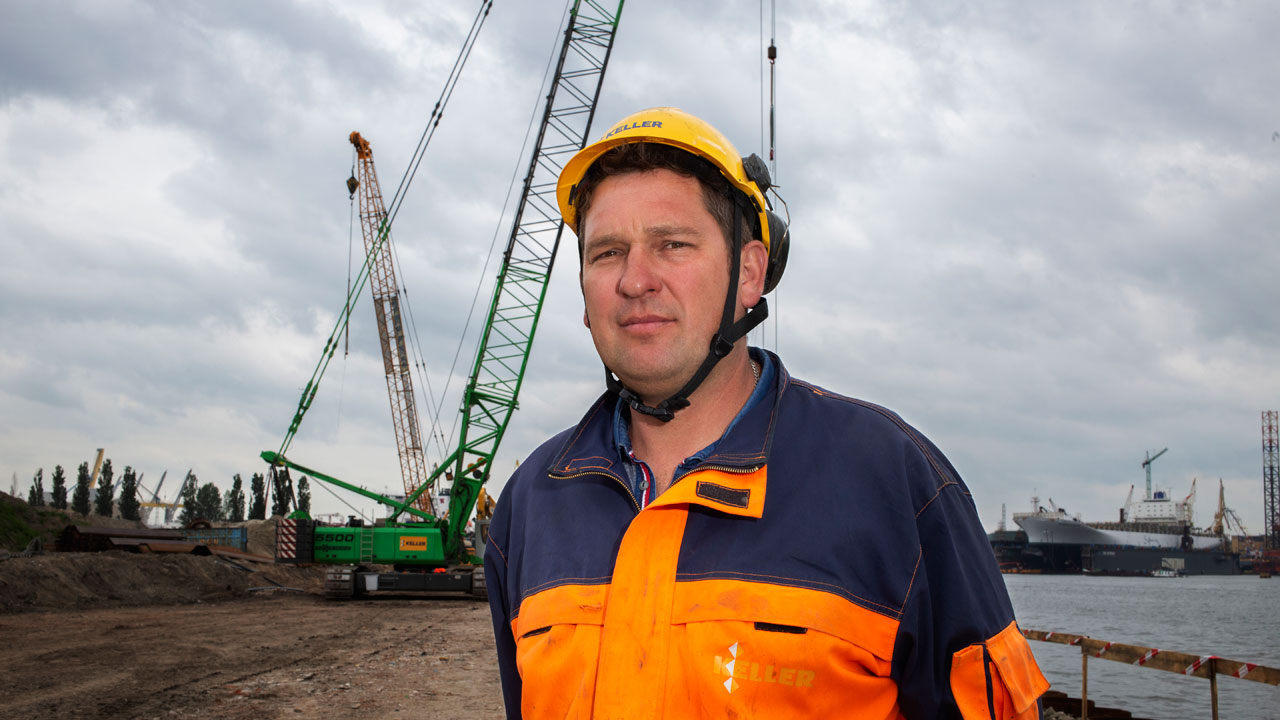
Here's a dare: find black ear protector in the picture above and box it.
[742,154,791,294]
[762,211,790,294]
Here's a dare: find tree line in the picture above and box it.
[24,461,312,525]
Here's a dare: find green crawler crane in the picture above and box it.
[263,1,626,599]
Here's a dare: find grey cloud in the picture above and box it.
[2,1,1277,533]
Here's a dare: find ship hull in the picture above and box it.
[1085,547,1241,576]
[1014,514,1222,551]
[998,514,1240,575]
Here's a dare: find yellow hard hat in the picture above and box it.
[557,107,789,292]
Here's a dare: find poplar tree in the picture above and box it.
[196,482,223,521]
[94,459,116,516]
[224,474,246,522]
[51,465,68,510]
[179,474,199,526]
[118,466,141,521]
[27,469,45,507]
[298,476,311,515]
[248,472,266,520]
[72,462,92,515]
[270,468,293,517]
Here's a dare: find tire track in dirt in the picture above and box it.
[0,594,503,719]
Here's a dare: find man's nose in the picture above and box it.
[617,250,660,298]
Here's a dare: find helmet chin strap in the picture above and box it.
[605,195,768,423]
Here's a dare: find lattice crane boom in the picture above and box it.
[1263,411,1278,550]
[263,0,627,570]
[437,0,626,561]
[348,131,432,512]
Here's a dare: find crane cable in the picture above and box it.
[423,0,576,458]
[769,0,779,352]
[334,157,358,436]
[346,158,356,358]
[768,0,778,172]
[310,472,375,525]
[757,0,780,352]
[385,0,493,229]
[382,0,495,465]
[274,1,493,461]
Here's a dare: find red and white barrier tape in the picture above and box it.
[1134,648,1160,666]
[1095,642,1113,658]
[1234,662,1257,679]
[1184,656,1218,675]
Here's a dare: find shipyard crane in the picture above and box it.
[137,470,168,525]
[89,448,105,488]
[263,0,627,597]
[1141,447,1168,500]
[138,469,194,526]
[1211,479,1249,537]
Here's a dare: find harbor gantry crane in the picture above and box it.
[263,0,627,597]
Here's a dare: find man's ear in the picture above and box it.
[738,239,768,309]
[583,308,591,329]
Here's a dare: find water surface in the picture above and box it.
[1005,574,1279,719]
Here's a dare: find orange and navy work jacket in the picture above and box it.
[485,352,1047,719]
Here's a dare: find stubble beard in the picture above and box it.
[594,327,709,405]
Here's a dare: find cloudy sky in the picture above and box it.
[2,1,1277,535]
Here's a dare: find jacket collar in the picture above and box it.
[548,349,789,517]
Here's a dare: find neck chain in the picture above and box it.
[750,359,760,387]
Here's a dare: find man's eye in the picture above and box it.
[590,249,619,263]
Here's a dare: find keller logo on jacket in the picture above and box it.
[713,642,816,693]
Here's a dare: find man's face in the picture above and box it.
[578,169,734,401]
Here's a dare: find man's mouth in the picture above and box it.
[619,314,672,330]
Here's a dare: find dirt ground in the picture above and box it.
[0,488,502,717]
[0,581,503,719]
[0,551,326,613]
[0,491,504,718]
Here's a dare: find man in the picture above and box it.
[485,107,1047,719]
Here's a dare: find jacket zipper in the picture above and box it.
[673,463,761,485]
[550,469,641,513]
[553,463,761,512]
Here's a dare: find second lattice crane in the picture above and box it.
[346,131,433,514]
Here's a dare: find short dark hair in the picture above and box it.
[571,143,757,261]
